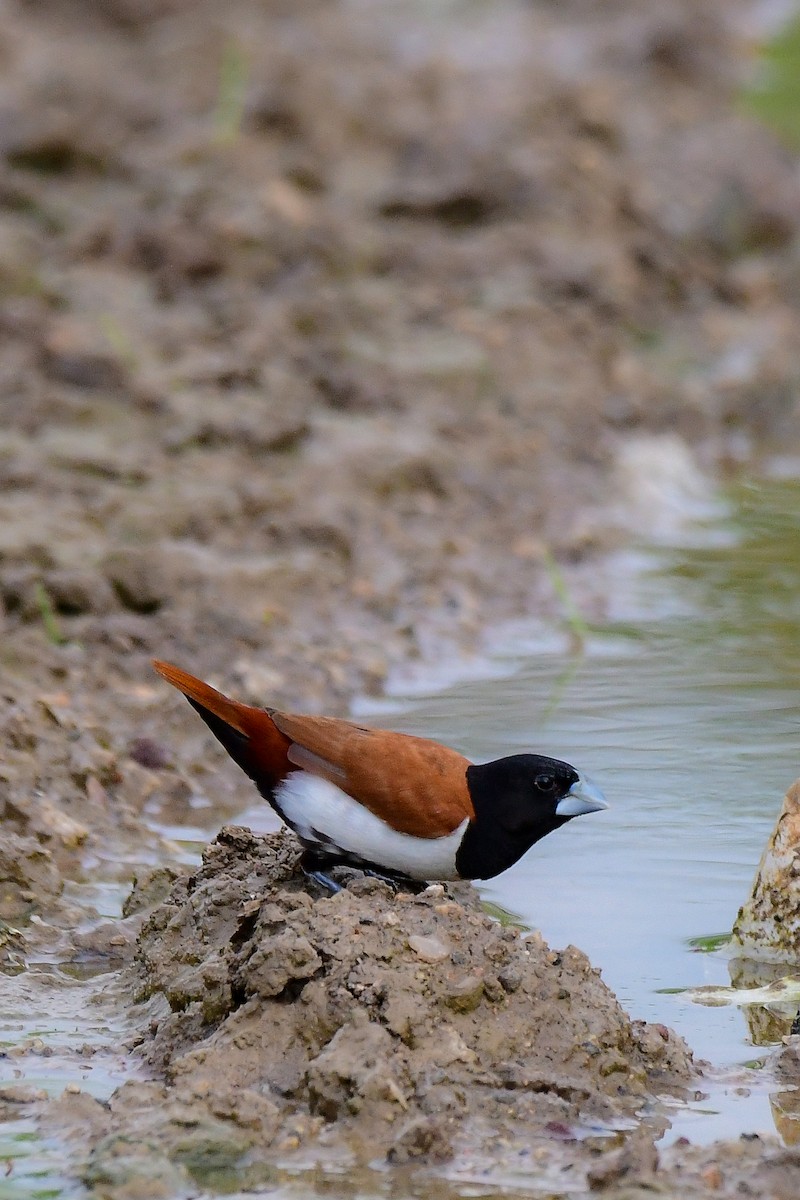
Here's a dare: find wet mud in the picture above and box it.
[3,0,800,1195]
[40,826,695,1195]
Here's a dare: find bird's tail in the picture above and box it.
[152,659,291,794]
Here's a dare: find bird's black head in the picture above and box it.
[455,753,607,881]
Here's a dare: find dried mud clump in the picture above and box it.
[115,827,693,1172]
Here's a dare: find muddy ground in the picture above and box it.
[2,0,800,1196]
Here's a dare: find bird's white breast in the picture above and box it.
[274,771,468,881]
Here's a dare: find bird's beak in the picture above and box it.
[556,776,609,818]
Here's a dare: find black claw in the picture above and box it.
[298,850,429,896]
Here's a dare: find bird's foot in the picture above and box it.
[299,851,429,896]
[304,869,342,894]
[299,852,343,894]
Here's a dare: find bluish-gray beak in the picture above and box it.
[555,776,609,818]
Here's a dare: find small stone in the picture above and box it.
[128,737,172,770]
[498,966,523,993]
[442,976,484,1013]
[408,934,450,962]
[700,1164,723,1190]
[422,883,445,898]
[103,548,168,613]
[482,974,506,1003]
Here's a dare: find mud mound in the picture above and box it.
[109,826,694,1174]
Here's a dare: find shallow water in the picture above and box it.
[0,970,135,1200]
[355,474,800,1144]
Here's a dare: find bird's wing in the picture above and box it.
[271,711,474,838]
[153,661,474,838]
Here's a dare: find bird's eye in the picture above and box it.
[535,774,555,791]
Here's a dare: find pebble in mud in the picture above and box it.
[408,933,451,962]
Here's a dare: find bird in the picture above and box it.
[152,659,608,889]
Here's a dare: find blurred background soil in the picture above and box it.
[2,0,800,1194]
[2,0,800,716]
[4,0,800,876]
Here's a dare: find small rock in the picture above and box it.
[408,934,451,963]
[498,966,523,993]
[442,976,484,1013]
[128,737,172,770]
[700,1163,724,1189]
[104,548,168,613]
[482,974,506,1003]
[422,884,445,898]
